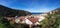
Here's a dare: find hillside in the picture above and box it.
[52,8,60,14]
[0,5,32,28]
[0,5,31,17]
[40,8,60,28]
[47,8,60,15]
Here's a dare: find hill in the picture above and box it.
[0,5,31,17]
[41,8,60,28]
[47,8,60,15]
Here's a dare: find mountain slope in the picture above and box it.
[41,8,60,28]
[0,5,31,17]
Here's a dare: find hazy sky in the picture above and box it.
[0,0,60,13]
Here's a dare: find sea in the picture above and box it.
[31,12,43,16]
[32,12,43,14]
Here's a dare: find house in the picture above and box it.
[15,16,45,25]
[4,15,45,28]
[5,15,45,25]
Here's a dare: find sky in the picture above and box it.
[0,0,60,13]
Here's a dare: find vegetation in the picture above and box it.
[0,5,60,28]
[0,5,31,28]
[40,8,60,28]
[0,5,31,17]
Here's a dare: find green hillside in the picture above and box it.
[0,5,31,17]
[0,5,31,28]
[40,8,60,28]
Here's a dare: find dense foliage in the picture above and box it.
[40,8,60,28]
[0,5,31,17]
[0,5,31,28]
[0,5,60,28]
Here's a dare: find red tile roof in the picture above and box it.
[28,17,39,23]
[19,16,39,24]
[20,16,25,22]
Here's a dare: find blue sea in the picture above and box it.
[31,12,43,15]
